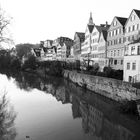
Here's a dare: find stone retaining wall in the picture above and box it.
[63,70,140,101]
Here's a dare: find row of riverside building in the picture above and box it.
[32,9,140,83]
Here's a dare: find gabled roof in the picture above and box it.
[88,24,94,33]
[125,9,140,27]
[76,32,85,42]
[134,9,140,18]
[116,17,127,26]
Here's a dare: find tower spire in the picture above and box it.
[88,12,94,25]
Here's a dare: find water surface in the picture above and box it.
[0,72,140,140]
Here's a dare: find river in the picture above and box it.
[0,71,140,140]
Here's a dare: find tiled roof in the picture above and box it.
[116,17,127,26]
[95,25,109,33]
[76,32,85,42]
[88,25,94,33]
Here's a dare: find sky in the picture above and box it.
[1,0,140,45]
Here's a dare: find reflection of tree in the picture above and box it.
[0,94,17,140]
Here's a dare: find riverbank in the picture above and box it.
[63,70,140,102]
[1,68,140,115]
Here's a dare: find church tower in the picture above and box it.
[88,12,94,25]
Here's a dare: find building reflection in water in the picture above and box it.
[6,72,140,140]
[0,94,17,140]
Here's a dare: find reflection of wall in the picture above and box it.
[88,105,103,136]
[118,125,134,140]
[79,99,135,140]
[102,118,119,140]
[80,101,89,133]
[71,95,81,119]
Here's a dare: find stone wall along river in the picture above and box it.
[63,70,140,101]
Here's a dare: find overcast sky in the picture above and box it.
[1,0,140,44]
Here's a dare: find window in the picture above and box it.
[132,63,136,70]
[118,38,120,44]
[116,30,118,35]
[110,41,112,46]
[138,46,140,55]
[119,28,121,34]
[131,15,135,21]
[137,24,139,30]
[114,60,117,65]
[116,39,118,44]
[123,37,126,43]
[127,63,130,70]
[114,50,116,56]
[132,25,135,31]
[121,60,123,65]
[128,26,131,32]
[118,50,120,56]
[113,21,117,26]
[131,46,135,55]
[132,35,134,41]
[111,51,113,56]
[112,30,114,36]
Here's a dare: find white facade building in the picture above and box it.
[81,13,94,63]
[125,9,140,46]
[56,44,62,60]
[90,25,109,65]
[98,30,108,71]
[123,9,140,82]
[91,26,100,63]
[124,41,140,82]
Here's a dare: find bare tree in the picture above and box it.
[0,8,13,47]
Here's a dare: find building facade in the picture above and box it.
[43,40,53,48]
[124,41,140,82]
[123,9,140,82]
[61,42,73,61]
[73,32,85,60]
[125,9,140,46]
[81,13,94,63]
[90,24,109,66]
[52,37,73,61]
[107,16,127,70]
[98,30,108,71]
